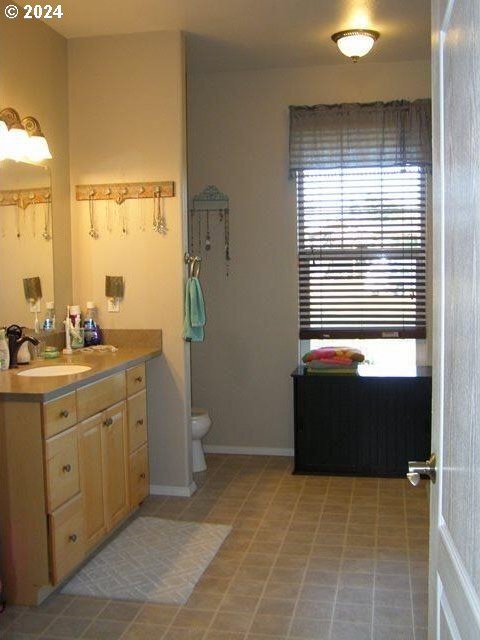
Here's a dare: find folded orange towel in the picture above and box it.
[303,347,365,364]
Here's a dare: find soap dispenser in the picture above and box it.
[17,340,31,364]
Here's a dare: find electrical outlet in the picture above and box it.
[107,298,120,313]
[29,300,41,313]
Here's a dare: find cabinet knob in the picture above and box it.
[134,376,143,383]
[140,473,146,479]
[103,417,113,427]
[69,534,77,543]
[60,409,69,418]
[62,464,72,473]
[136,418,144,426]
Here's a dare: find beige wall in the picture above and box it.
[0,12,71,320]
[69,32,192,491]
[188,59,431,451]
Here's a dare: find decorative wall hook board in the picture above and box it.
[76,181,175,239]
[0,187,51,210]
[190,185,231,276]
[75,181,175,204]
[192,185,229,212]
[0,188,52,241]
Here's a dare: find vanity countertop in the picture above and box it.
[0,346,162,402]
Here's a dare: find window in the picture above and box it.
[296,164,427,339]
[289,99,431,340]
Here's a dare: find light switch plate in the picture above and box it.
[29,300,41,313]
[107,298,120,313]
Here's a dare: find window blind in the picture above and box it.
[297,165,427,339]
[291,99,431,340]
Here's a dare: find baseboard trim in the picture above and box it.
[150,481,197,497]
[203,445,294,457]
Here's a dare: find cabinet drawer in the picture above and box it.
[45,426,80,512]
[129,444,149,507]
[127,390,147,453]
[43,392,77,439]
[49,494,85,584]
[76,372,126,421]
[126,364,146,396]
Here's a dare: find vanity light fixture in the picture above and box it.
[0,107,52,163]
[331,29,380,62]
[0,120,9,161]
[22,116,52,162]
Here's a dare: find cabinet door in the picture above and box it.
[78,413,106,549]
[102,401,129,530]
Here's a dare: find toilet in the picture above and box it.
[191,408,212,472]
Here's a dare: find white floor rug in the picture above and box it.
[61,517,231,604]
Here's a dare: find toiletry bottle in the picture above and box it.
[43,301,56,331]
[69,304,84,348]
[17,340,31,364]
[0,329,10,371]
[63,306,73,355]
[83,302,102,346]
[69,305,81,327]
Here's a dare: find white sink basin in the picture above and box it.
[17,365,92,377]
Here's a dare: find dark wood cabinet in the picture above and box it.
[292,366,432,477]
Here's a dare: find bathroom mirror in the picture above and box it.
[0,160,53,328]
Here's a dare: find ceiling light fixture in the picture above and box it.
[331,29,380,62]
[0,107,52,163]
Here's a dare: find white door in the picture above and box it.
[429,0,480,637]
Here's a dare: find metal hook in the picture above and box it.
[192,257,201,278]
[184,252,202,279]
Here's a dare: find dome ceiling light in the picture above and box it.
[331,29,380,62]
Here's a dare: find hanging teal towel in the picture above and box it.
[183,277,206,342]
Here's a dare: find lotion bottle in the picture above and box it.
[0,329,9,371]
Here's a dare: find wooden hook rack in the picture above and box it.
[75,181,175,205]
[0,188,51,210]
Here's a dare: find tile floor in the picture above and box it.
[0,454,429,640]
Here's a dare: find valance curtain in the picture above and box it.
[289,99,432,177]
[291,99,432,340]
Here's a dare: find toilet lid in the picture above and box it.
[192,407,207,418]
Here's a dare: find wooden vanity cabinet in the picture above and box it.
[0,361,152,605]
